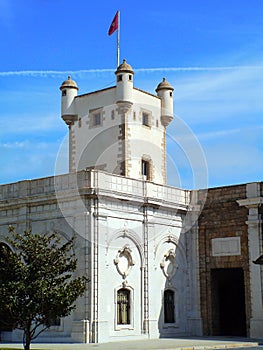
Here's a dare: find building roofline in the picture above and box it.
[198,181,263,192]
[76,86,115,99]
[75,86,160,100]
[133,87,160,99]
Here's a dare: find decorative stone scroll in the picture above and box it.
[114,245,135,279]
[160,249,178,280]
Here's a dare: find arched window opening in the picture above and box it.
[141,154,153,181]
[142,159,150,180]
[164,289,175,323]
[117,288,130,325]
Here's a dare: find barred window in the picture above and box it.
[164,289,175,323]
[117,289,130,325]
[89,108,103,128]
[93,112,101,126]
[142,112,149,126]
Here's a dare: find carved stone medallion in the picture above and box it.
[114,245,135,278]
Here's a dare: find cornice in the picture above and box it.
[237,197,263,208]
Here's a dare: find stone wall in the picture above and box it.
[198,184,250,335]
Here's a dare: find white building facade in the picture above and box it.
[1,60,263,342]
[0,169,202,342]
[0,60,202,342]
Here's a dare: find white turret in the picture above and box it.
[156,78,174,127]
[60,76,78,126]
[115,59,134,106]
[59,61,170,183]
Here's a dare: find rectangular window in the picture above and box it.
[142,112,149,126]
[93,113,101,126]
[88,109,103,128]
[117,289,130,325]
[164,289,175,323]
[142,160,150,180]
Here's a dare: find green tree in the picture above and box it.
[0,226,88,350]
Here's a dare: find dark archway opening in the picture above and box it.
[211,268,247,336]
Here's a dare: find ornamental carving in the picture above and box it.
[160,249,178,280]
[114,245,135,279]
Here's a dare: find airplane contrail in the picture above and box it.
[136,66,263,72]
[0,66,263,77]
[0,69,114,77]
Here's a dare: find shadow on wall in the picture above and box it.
[157,239,187,338]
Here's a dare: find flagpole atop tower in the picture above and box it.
[108,10,120,68]
[117,10,120,67]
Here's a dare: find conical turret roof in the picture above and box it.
[60,76,79,90]
[156,78,174,92]
[115,59,134,75]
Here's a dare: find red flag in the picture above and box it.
[108,11,119,35]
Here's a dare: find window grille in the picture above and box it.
[117,289,130,324]
[164,289,175,323]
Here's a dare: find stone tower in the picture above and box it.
[60,59,174,184]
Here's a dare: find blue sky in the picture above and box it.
[0,0,263,189]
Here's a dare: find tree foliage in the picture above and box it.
[0,226,88,350]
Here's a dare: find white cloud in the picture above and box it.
[0,139,63,184]
[204,142,263,186]
[197,128,241,140]
[1,141,29,149]
[0,113,65,134]
[175,66,263,101]
[0,140,62,150]
[173,66,263,126]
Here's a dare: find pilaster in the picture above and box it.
[142,205,150,334]
[186,208,203,335]
[237,182,263,337]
